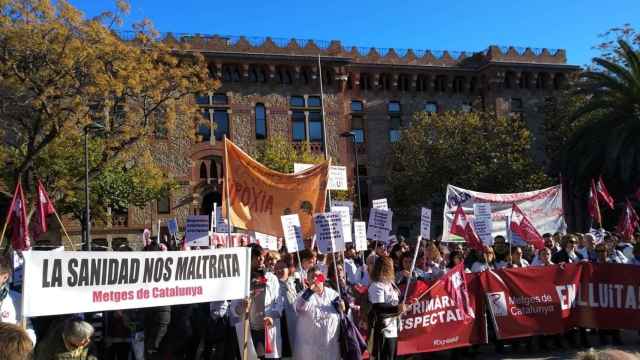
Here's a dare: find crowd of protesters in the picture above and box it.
[1,229,640,360]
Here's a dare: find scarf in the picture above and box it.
[0,283,8,302]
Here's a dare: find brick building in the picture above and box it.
[61,34,579,249]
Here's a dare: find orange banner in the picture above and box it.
[222,138,329,238]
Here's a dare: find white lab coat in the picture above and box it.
[280,277,298,359]
[264,272,284,359]
[294,287,341,360]
[0,290,36,345]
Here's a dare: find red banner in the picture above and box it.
[397,273,487,355]
[482,263,640,340]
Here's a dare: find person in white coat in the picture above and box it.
[0,256,36,346]
[294,266,344,360]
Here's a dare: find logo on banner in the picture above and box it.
[487,292,508,317]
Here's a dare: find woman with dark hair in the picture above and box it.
[368,256,406,360]
[389,243,405,271]
[447,250,464,270]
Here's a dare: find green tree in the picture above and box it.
[254,135,324,173]
[386,110,551,211]
[561,39,640,193]
[0,0,217,227]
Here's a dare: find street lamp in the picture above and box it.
[84,122,105,251]
[340,131,363,221]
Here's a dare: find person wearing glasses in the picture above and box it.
[551,234,584,264]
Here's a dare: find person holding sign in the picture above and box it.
[294,267,344,360]
[368,256,407,360]
[0,256,36,346]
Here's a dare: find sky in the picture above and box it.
[70,0,640,67]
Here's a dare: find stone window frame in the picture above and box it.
[388,100,402,143]
[255,103,267,140]
[289,95,324,143]
[157,194,171,214]
[197,92,231,143]
[350,100,365,144]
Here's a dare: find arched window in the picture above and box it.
[255,103,267,139]
[199,162,207,179]
[209,160,218,179]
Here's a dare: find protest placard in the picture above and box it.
[185,215,210,247]
[372,198,389,210]
[367,208,393,242]
[22,248,251,317]
[254,231,278,251]
[313,212,345,254]
[420,207,432,239]
[331,205,352,243]
[167,218,178,236]
[332,200,354,217]
[473,203,493,246]
[353,221,368,251]
[328,165,348,191]
[281,214,305,253]
[215,206,232,233]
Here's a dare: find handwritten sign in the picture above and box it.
[331,206,352,243]
[473,203,493,246]
[281,214,305,253]
[254,232,278,251]
[313,212,345,254]
[372,198,388,210]
[420,208,432,239]
[367,208,393,242]
[328,166,348,191]
[353,221,368,251]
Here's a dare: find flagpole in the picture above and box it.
[223,136,233,248]
[225,136,248,360]
[402,236,422,305]
[52,210,75,250]
[0,180,20,251]
[0,216,9,251]
[317,54,343,298]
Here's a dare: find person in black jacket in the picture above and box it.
[551,234,584,264]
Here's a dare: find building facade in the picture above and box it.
[61,34,579,249]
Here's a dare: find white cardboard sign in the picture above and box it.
[254,232,278,251]
[294,163,348,191]
[332,200,354,217]
[353,221,368,251]
[367,208,393,242]
[331,205,352,243]
[420,207,432,239]
[473,203,493,246]
[281,214,305,253]
[185,215,210,247]
[313,212,345,254]
[215,206,232,233]
[372,198,389,210]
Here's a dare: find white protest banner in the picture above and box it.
[332,200,354,218]
[254,232,278,251]
[372,198,389,210]
[328,165,348,191]
[331,205,352,243]
[442,184,566,242]
[293,162,314,173]
[185,215,210,247]
[281,214,305,253]
[295,163,348,191]
[473,203,493,246]
[420,207,432,239]
[167,218,178,236]
[367,208,393,242]
[215,206,232,233]
[22,248,251,317]
[353,221,368,251]
[313,212,345,254]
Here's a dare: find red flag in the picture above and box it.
[588,179,602,225]
[5,182,30,251]
[449,205,467,238]
[35,180,56,235]
[443,262,474,322]
[596,176,615,209]
[616,199,639,241]
[509,203,544,250]
[464,222,484,253]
